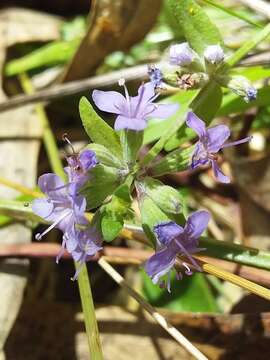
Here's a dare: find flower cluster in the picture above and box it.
[32,146,101,279]
[32,66,254,290]
[92,79,178,131]
[153,42,257,102]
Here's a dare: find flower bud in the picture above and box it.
[227,76,257,102]
[204,44,224,65]
[169,42,195,66]
[147,65,163,88]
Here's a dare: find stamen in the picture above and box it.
[174,238,202,272]
[62,133,76,154]
[221,136,252,149]
[56,235,67,264]
[71,259,85,281]
[134,83,145,117]
[167,271,171,293]
[35,210,70,241]
[118,78,132,117]
[183,262,193,276]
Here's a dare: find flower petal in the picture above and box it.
[73,195,87,225]
[92,90,127,114]
[32,198,54,219]
[184,210,210,241]
[191,142,209,169]
[38,173,65,195]
[186,112,206,138]
[136,82,156,104]
[154,221,184,246]
[79,149,98,171]
[211,160,230,183]
[207,125,230,153]
[145,247,177,284]
[148,103,179,119]
[65,228,78,253]
[114,115,147,131]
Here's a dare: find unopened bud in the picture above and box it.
[204,44,224,65]
[147,65,163,88]
[227,76,257,103]
[169,42,195,66]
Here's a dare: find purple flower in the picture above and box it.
[92,79,178,131]
[169,42,195,66]
[186,112,252,183]
[65,149,98,189]
[204,45,224,65]
[63,135,98,191]
[62,227,103,280]
[145,210,210,292]
[148,65,163,88]
[32,173,87,240]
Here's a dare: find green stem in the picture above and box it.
[201,237,270,271]
[77,263,103,360]
[20,73,103,359]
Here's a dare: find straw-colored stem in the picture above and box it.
[98,257,208,360]
[0,175,42,198]
[200,261,270,301]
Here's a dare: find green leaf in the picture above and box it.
[141,177,183,215]
[81,164,125,209]
[149,146,193,177]
[136,181,171,245]
[100,217,123,242]
[120,130,143,165]
[142,270,218,312]
[99,183,132,241]
[86,143,125,168]
[168,0,223,55]
[165,81,223,150]
[79,97,122,158]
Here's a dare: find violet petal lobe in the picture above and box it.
[154,221,184,246]
[79,149,98,171]
[114,115,147,131]
[135,82,156,105]
[73,195,88,225]
[32,198,54,220]
[145,246,177,284]
[207,125,230,153]
[92,89,127,114]
[149,103,179,119]
[184,210,210,241]
[211,160,230,183]
[186,111,207,138]
[38,173,66,196]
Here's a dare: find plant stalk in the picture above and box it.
[19,73,103,360]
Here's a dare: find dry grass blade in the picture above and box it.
[98,257,209,360]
